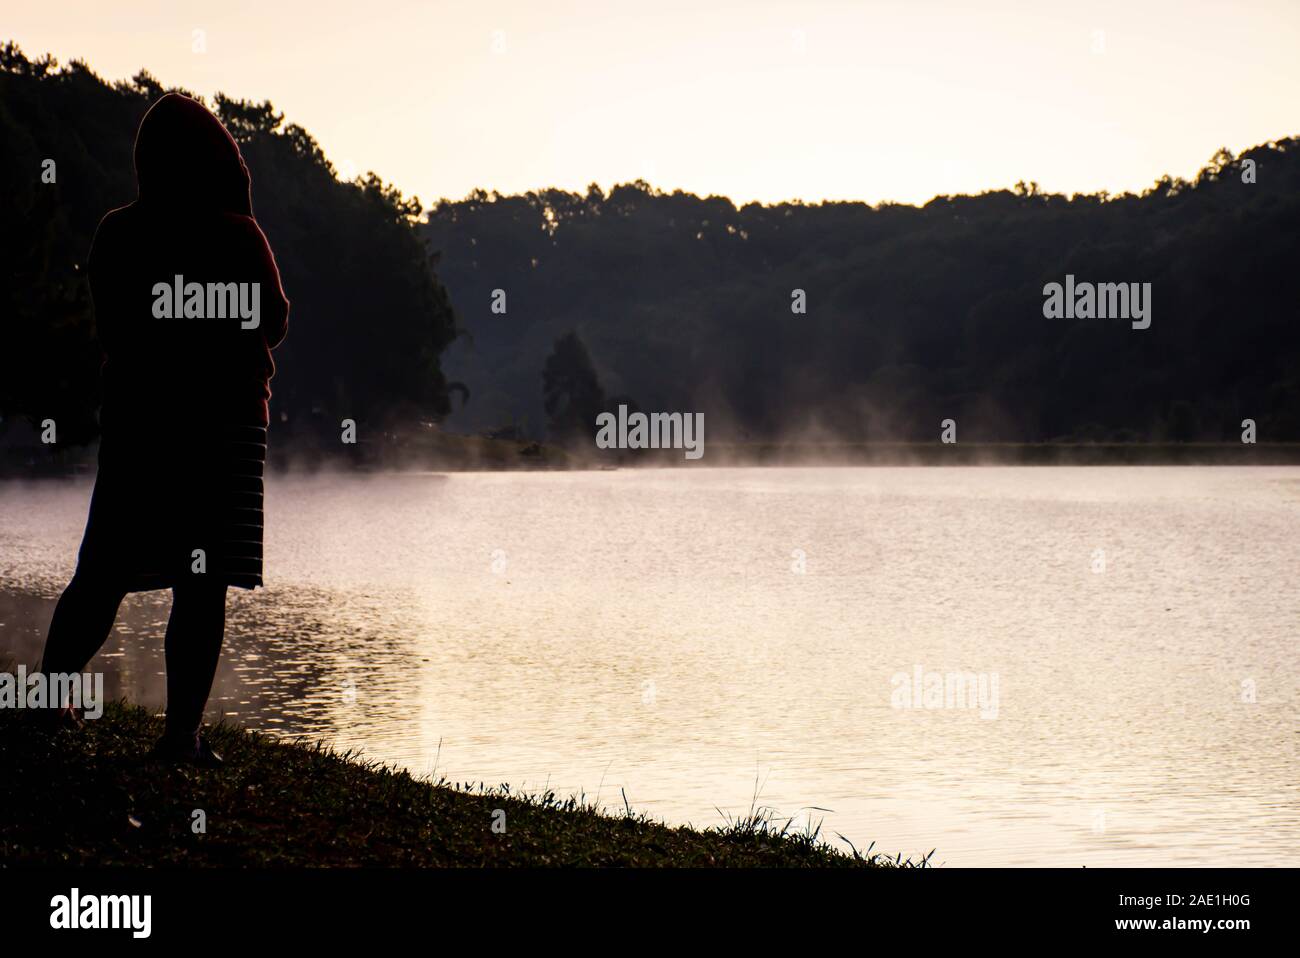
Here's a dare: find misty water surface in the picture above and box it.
[2,466,1297,866]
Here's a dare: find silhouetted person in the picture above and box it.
[38,93,289,765]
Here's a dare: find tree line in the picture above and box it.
[427,148,1300,444]
[4,41,1297,463]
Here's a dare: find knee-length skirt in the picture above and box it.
[76,423,268,591]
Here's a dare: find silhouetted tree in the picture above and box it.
[542,331,604,445]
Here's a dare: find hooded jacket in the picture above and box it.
[88,93,289,431]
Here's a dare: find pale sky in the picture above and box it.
[8,0,1300,206]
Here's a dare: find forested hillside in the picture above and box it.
[4,41,1297,457]
[427,145,1300,443]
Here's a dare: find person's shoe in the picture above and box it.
[191,736,224,768]
[148,732,224,768]
[27,704,85,732]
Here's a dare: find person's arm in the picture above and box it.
[245,219,289,349]
[85,213,120,353]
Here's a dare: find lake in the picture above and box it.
[2,466,1297,866]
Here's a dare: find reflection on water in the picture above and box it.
[2,467,1298,866]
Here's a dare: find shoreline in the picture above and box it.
[0,700,921,868]
[4,440,1300,477]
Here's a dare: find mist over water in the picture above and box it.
[2,466,1297,866]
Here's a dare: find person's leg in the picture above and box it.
[38,572,127,683]
[162,581,228,746]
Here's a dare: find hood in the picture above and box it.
[133,93,253,216]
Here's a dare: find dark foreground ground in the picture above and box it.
[0,702,921,867]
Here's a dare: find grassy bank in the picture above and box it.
[0,702,920,867]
